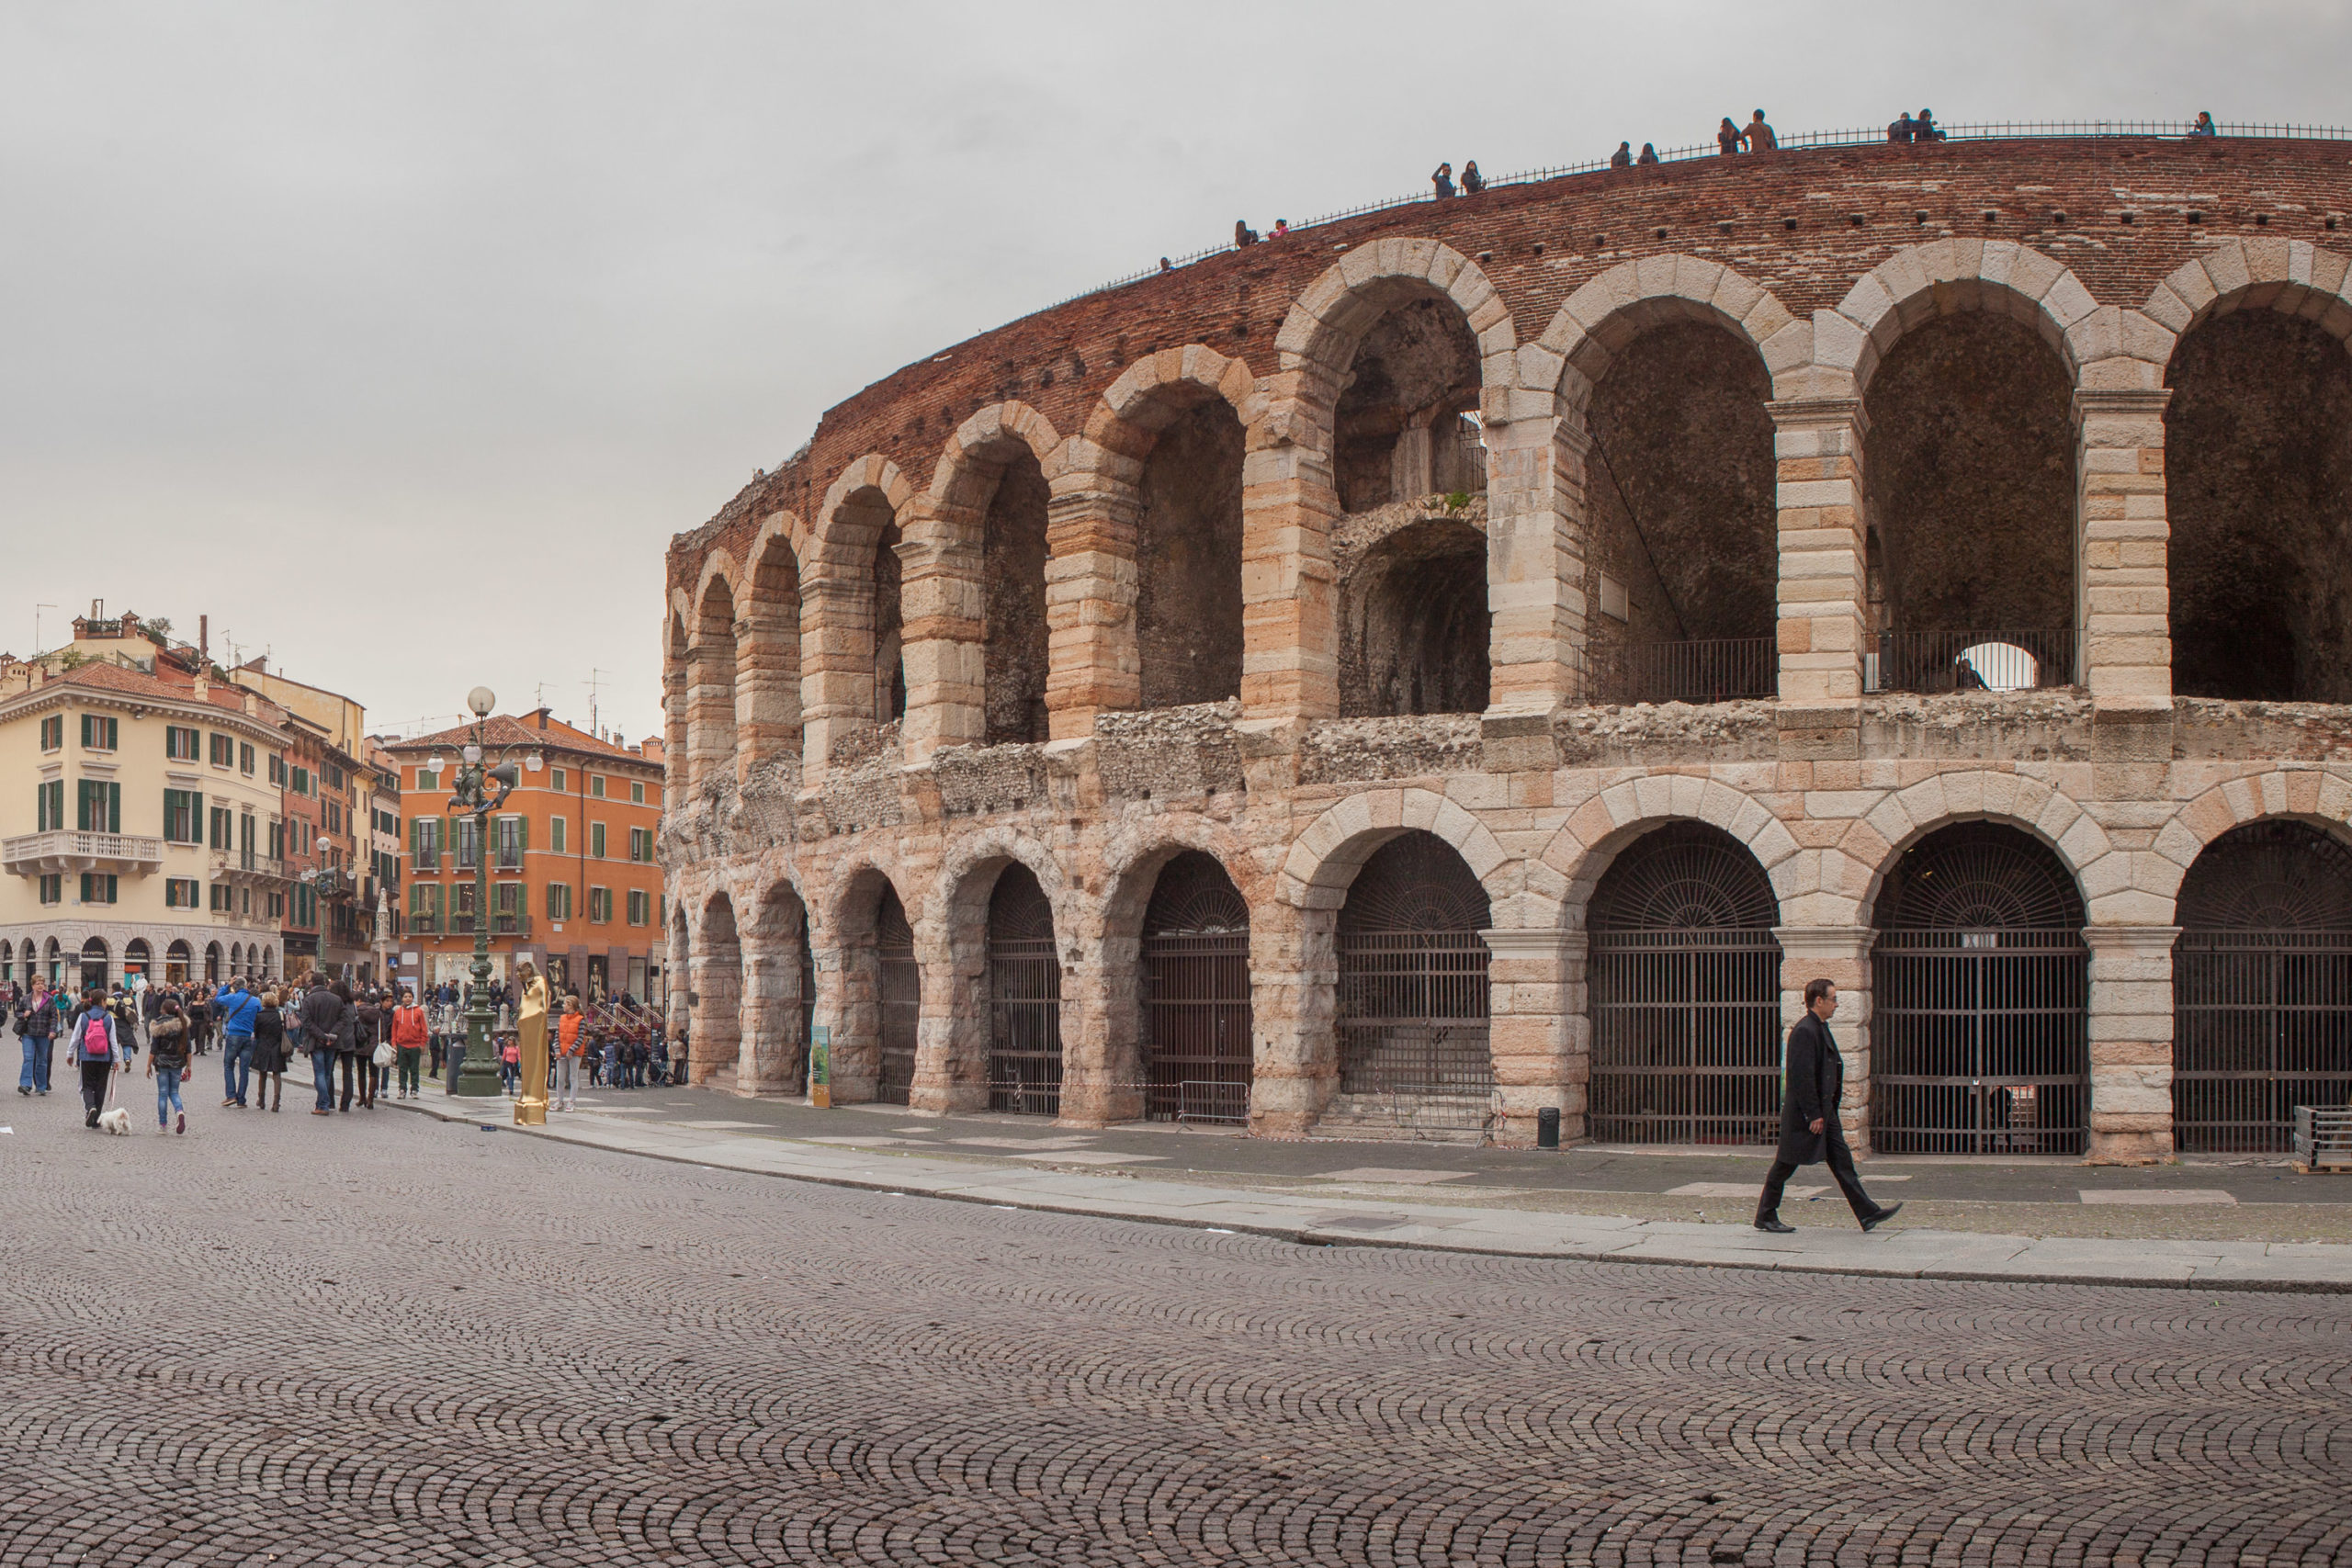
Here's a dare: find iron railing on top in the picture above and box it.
[1051,120,2351,308]
[1580,637,1777,705]
[1872,628,2077,694]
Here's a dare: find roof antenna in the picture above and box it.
[584,668,607,739]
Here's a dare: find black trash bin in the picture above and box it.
[1536,1106,1561,1149]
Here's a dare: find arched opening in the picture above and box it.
[165,939,191,985]
[2165,311,2352,701]
[986,863,1061,1115]
[0,941,12,987]
[228,943,243,981]
[1334,298,1483,513]
[1871,822,2088,1155]
[874,520,907,724]
[125,938,152,980]
[876,886,919,1105]
[1863,313,2077,693]
[204,942,222,984]
[691,578,740,784]
[692,892,741,1084]
[1584,321,1778,703]
[1139,851,1252,1122]
[980,447,1052,745]
[2172,820,2352,1152]
[79,937,109,993]
[260,945,276,980]
[741,538,803,764]
[1587,822,1781,1145]
[1338,517,1489,716]
[752,882,808,1096]
[1334,831,1493,1123]
[1136,400,1246,709]
[46,937,63,988]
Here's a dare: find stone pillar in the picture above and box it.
[684,639,737,795]
[735,937,804,1098]
[899,502,987,762]
[2083,924,2177,1161]
[1388,420,1433,502]
[2074,389,2173,710]
[687,929,741,1086]
[733,611,799,782]
[1057,954,1139,1129]
[1484,415,1587,712]
[1041,478,1138,739]
[1247,902,1327,1137]
[1239,430,1340,722]
[1481,928,1578,1145]
[1774,926,1876,1151]
[797,573,876,783]
[913,908,990,1115]
[661,660,688,805]
[1768,398,1869,758]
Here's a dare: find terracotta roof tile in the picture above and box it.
[390,714,653,764]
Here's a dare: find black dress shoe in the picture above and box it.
[1860,1201,1904,1233]
[1754,1217,1796,1234]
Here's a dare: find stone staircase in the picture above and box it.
[1310,1091,1496,1145]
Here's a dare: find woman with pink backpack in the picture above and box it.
[67,987,125,1128]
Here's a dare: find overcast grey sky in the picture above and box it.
[4,1,2340,742]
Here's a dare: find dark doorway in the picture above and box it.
[1340,518,1490,716]
[1587,822,1782,1145]
[1140,851,1252,1122]
[1335,833,1492,1114]
[876,887,919,1106]
[987,864,1062,1115]
[2172,820,2352,1152]
[1136,400,1246,710]
[2166,311,2352,701]
[982,449,1052,744]
[1871,823,2088,1155]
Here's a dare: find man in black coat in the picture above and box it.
[1755,978,1903,1234]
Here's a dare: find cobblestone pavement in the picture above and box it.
[4,1101,2350,1566]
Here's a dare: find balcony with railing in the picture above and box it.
[210,852,290,886]
[1579,637,1778,705]
[1870,629,2077,694]
[3,830,165,877]
[447,912,532,938]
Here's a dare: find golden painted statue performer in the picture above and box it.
[514,959,549,1126]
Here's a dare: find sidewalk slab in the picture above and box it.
[388,1096,2352,1294]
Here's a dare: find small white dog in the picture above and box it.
[96,1106,132,1135]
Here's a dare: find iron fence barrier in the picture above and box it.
[1589,925,1782,1145]
[1582,637,1777,705]
[1871,627,2077,694]
[2175,930,2352,1154]
[1872,926,2090,1156]
[1050,121,2352,309]
[2294,1106,2352,1172]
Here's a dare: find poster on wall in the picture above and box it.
[808,1025,831,1111]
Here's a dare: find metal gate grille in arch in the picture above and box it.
[1871,823,2088,1156]
[2173,820,2352,1153]
[987,864,1062,1116]
[1588,822,1782,1145]
[1141,851,1252,1123]
[1336,833,1492,1100]
[875,886,919,1107]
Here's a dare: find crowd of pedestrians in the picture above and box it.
[5,971,682,1135]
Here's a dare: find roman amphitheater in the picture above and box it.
[661,128,2352,1159]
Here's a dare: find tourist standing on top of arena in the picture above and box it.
[2191,110,2217,136]
[1717,117,1742,154]
[1430,162,1454,198]
[1610,141,1632,168]
[1459,162,1484,195]
[1741,109,1777,151]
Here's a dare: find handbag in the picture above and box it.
[371,1041,395,1068]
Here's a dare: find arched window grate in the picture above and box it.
[2174,821,2352,1153]
[1872,823,2088,1155]
[1589,823,1782,1145]
[987,864,1061,1115]
[1141,852,1252,1122]
[1336,834,1492,1100]
[876,887,919,1106]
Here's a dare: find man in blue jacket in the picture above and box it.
[214,979,263,1108]
[1754,978,1903,1234]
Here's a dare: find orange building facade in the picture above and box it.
[386,710,668,1004]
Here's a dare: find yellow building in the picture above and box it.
[0,662,292,989]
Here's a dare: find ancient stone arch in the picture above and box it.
[1815,240,2103,396]
[1544,777,1802,925]
[804,455,917,769]
[1858,772,2123,923]
[1528,254,1801,414]
[2143,238,2352,348]
[739,513,808,775]
[1279,785,1519,917]
[2153,769,2352,914]
[1273,238,1517,423]
[687,557,742,795]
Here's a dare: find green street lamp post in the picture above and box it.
[440,686,541,1098]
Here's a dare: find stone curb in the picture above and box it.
[390,1095,2352,1295]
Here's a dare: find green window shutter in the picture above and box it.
[191,792,204,845]
[77,781,92,831]
[518,816,529,854]
[79,715,90,748]
[108,783,120,834]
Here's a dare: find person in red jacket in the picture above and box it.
[390,989,430,1100]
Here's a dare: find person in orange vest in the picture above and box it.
[553,997,588,1112]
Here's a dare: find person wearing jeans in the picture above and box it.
[147,998,191,1134]
[390,989,427,1099]
[552,998,585,1111]
[67,988,124,1127]
[296,978,345,1116]
[16,982,59,1096]
[213,979,261,1109]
